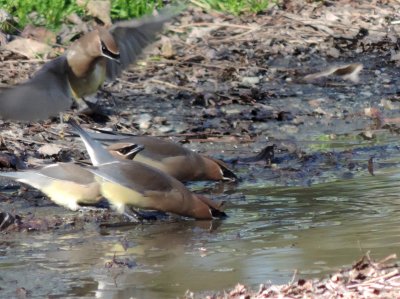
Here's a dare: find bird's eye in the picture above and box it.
[100,40,120,61]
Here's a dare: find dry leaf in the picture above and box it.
[37,144,62,156]
[160,36,175,58]
[4,38,52,58]
[326,47,340,58]
[304,63,363,83]
[66,12,84,26]
[314,107,327,115]
[21,24,57,44]
[364,107,381,118]
[390,51,400,61]
[186,27,213,43]
[380,99,400,110]
[15,287,28,299]
[0,31,7,46]
[77,0,112,26]
[241,76,260,86]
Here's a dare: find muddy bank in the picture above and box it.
[1,0,400,298]
[187,254,400,299]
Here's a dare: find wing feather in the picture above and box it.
[0,56,73,121]
[106,6,182,80]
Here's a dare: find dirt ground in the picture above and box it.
[2,0,400,297]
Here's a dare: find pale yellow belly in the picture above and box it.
[69,62,107,98]
[42,180,101,211]
[100,181,149,213]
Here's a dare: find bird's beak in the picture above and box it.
[122,144,145,160]
[102,53,121,64]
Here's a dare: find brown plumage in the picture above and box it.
[105,136,237,182]
[0,6,180,121]
[0,163,101,211]
[69,119,226,220]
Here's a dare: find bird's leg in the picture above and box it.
[77,96,110,121]
[58,112,67,139]
[75,97,91,114]
[58,113,73,139]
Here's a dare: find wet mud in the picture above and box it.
[2,1,400,298]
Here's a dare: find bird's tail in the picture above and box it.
[0,171,49,190]
[68,118,116,166]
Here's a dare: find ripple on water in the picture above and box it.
[2,168,400,298]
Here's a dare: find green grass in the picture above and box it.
[111,0,164,20]
[0,0,166,31]
[0,0,272,32]
[0,0,84,30]
[190,0,273,15]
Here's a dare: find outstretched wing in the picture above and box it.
[0,56,73,121]
[106,6,183,80]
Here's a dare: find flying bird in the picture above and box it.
[0,6,180,121]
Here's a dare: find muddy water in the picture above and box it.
[2,161,400,299]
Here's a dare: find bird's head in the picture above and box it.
[98,28,120,63]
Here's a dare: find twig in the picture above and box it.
[115,78,143,89]
[179,22,258,30]
[3,136,47,145]
[0,58,50,64]
[378,254,397,265]
[210,27,261,43]
[149,79,194,92]
[175,61,269,72]
[347,269,400,289]
[289,269,298,285]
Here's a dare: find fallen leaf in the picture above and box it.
[77,0,112,26]
[390,51,400,62]
[160,36,175,58]
[186,27,213,43]
[15,287,28,299]
[66,12,84,25]
[21,24,57,44]
[0,153,23,169]
[381,99,400,110]
[326,47,340,58]
[364,107,381,118]
[4,38,52,58]
[241,76,260,86]
[0,31,8,46]
[304,63,363,83]
[37,144,62,156]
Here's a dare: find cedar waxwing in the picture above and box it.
[0,163,101,211]
[0,6,180,121]
[74,131,237,182]
[69,119,226,220]
[0,144,145,211]
[106,136,237,182]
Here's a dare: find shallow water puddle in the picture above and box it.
[2,165,400,298]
